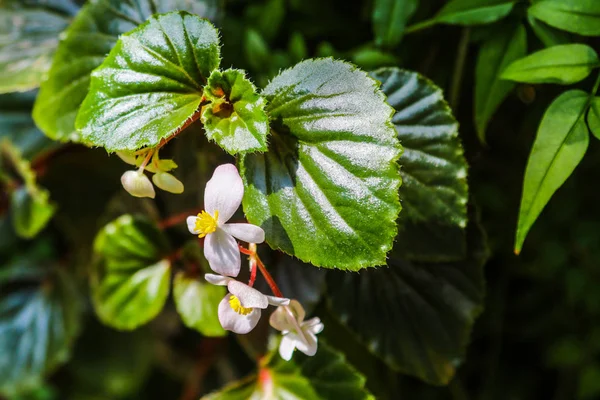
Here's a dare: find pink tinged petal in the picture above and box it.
[221,223,265,244]
[279,335,297,361]
[204,164,243,224]
[266,296,290,306]
[204,228,241,277]
[269,306,296,332]
[186,216,198,234]
[228,280,268,309]
[218,295,261,334]
[295,331,318,356]
[204,273,231,286]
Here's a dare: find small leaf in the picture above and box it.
[372,0,418,48]
[501,44,599,85]
[587,97,600,140]
[326,218,487,385]
[241,58,402,270]
[0,7,69,94]
[76,11,221,151]
[202,342,374,400]
[475,23,527,143]
[92,215,171,330]
[529,0,600,37]
[11,186,56,239]
[201,69,269,154]
[527,15,573,47]
[0,251,82,396]
[173,272,226,337]
[371,68,468,261]
[33,0,216,142]
[515,90,590,253]
[436,0,516,26]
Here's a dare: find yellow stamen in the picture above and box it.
[229,295,252,316]
[194,210,219,238]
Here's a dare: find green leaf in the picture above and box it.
[370,68,468,261]
[527,15,573,47]
[0,111,57,160]
[372,0,418,48]
[515,90,590,253]
[201,69,269,155]
[173,272,226,337]
[33,0,216,142]
[436,0,516,26]
[501,44,599,85]
[587,97,600,140]
[475,23,527,143]
[241,58,402,270]
[244,29,270,71]
[0,7,69,94]
[326,218,487,385]
[92,215,172,330]
[529,0,600,37]
[75,11,220,151]
[11,186,56,239]
[202,342,374,400]
[0,252,81,396]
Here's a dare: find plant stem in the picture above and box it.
[255,255,284,298]
[158,208,204,229]
[449,28,470,110]
[405,19,436,34]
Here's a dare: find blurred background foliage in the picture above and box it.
[2,0,600,399]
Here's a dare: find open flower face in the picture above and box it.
[206,274,289,334]
[187,164,265,277]
[270,299,324,360]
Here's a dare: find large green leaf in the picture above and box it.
[501,44,599,85]
[370,68,468,262]
[173,271,226,337]
[241,58,401,270]
[326,218,487,385]
[0,250,81,396]
[202,342,374,399]
[92,214,172,330]
[201,69,269,155]
[515,90,590,253]
[587,97,600,141]
[372,0,418,48]
[475,23,527,143]
[528,0,600,37]
[33,0,217,142]
[75,11,220,151]
[0,6,69,94]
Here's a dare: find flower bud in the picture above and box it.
[121,170,155,198]
[152,172,184,194]
[116,151,138,166]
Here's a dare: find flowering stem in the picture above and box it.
[138,149,154,170]
[159,208,204,229]
[239,245,284,297]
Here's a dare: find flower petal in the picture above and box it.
[227,280,268,309]
[266,296,290,306]
[218,295,261,334]
[204,273,230,286]
[304,317,324,335]
[269,305,295,332]
[204,164,243,224]
[186,216,198,234]
[279,334,298,361]
[288,299,306,324]
[121,170,155,198]
[295,331,318,356]
[221,223,265,244]
[204,228,241,277]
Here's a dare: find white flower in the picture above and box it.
[205,273,289,334]
[152,171,184,194]
[120,170,155,198]
[187,164,264,277]
[269,299,324,361]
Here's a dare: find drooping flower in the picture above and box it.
[269,299,324,361]
[120,170,155,198]
[187,164,264,276]
[117,150,184,195]
[205,273,289,334]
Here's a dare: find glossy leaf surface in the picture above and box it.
[528,0,600,37]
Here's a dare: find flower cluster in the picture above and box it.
[118,150,184,198]
[187,164,323,359]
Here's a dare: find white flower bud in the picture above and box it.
[121,170,155,198]
[152,172,184,194]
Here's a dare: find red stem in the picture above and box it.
[255,255,284,298]
[159,208,204,229]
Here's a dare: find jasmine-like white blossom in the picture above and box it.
[205,273,289,334]
[187,164,265,277]
[120,170,155,198]
[269,299,324,361]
